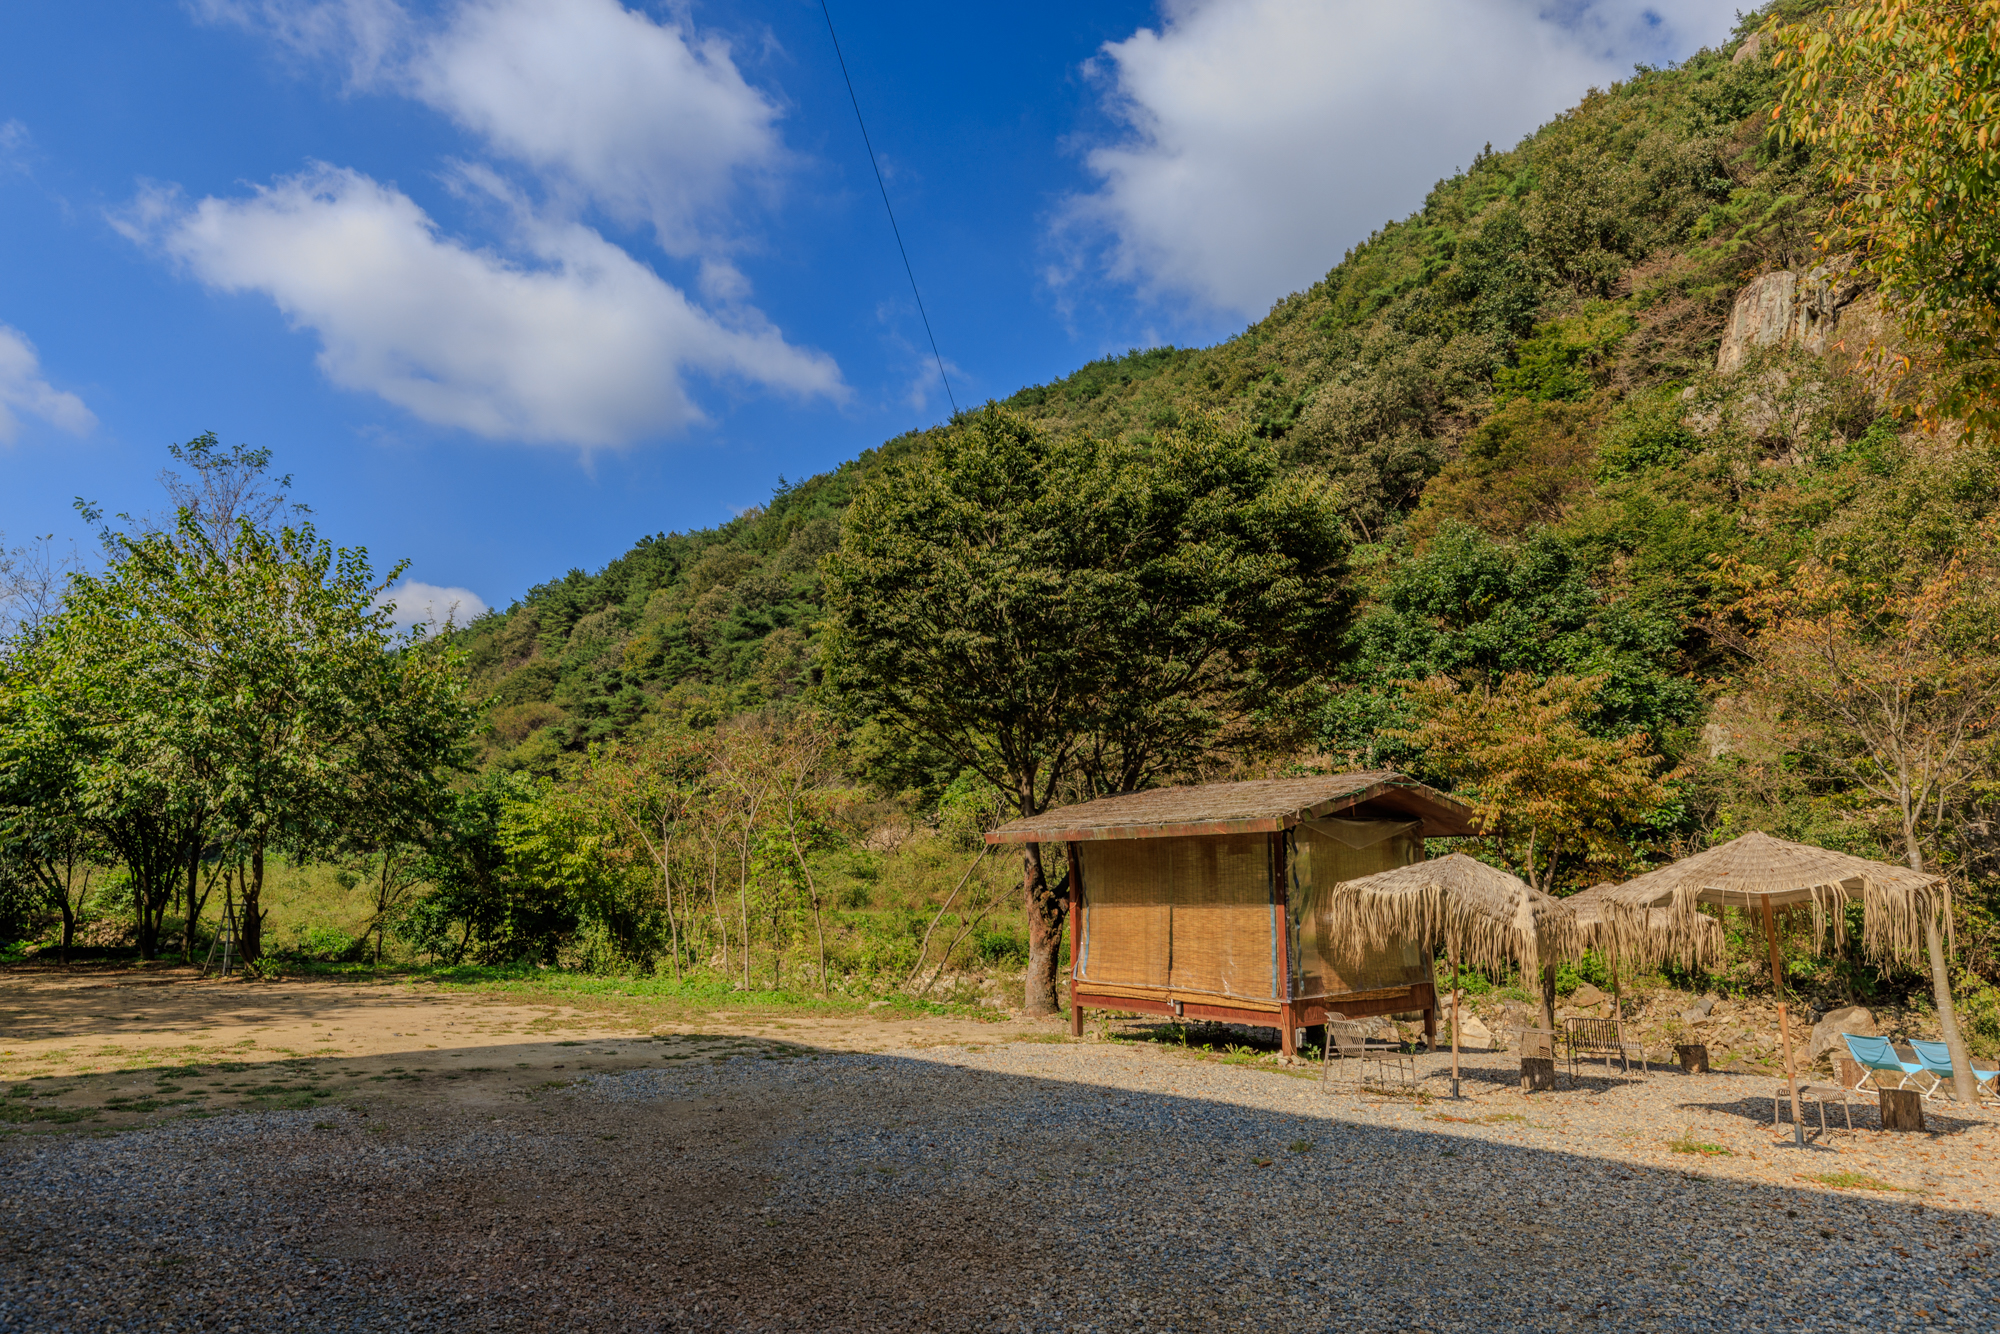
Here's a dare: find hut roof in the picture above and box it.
[1596,831,1942,966]
[1320,853,1582,976]
[984,771,1477,844]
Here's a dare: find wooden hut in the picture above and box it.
[985,772,1478,1055]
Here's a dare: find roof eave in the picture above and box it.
[983,777,1478,844]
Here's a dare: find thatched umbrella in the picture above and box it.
[1594,831,1944,1144]
[1566,881,1725,1021]
[1327,853,1583,1096]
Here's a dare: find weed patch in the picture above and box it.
[1799,1171,1917,1193]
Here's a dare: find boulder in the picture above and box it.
[1680,994,1717,1026]
[1453,1012,1494,1051]
[1571,983,1607,1009]
[1809,1005,1879,1066]
[1732,32,1764,66]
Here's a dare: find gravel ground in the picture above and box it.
[3,1035,1997,1332]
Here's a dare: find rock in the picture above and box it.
[1808,1005,1879,1066]
[1718,271,1797,373]
[1716,262,1877,375]
[1732,32,1764,66]
[1571,983,1607,1009]
[1453,1012,1494,1051]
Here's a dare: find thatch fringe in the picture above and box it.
[1570,883,1723,972]
[1323,854,1582,978]
[1593,831,1944,969]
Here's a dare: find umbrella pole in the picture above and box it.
[1610,951,1621,1023]
[1762,894,1804,1148]
[1450,945,1461,1099]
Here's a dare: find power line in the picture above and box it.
[818,0,958,416]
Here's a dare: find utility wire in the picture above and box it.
[818,0,958,416]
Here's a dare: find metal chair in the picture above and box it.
[1774,1082,1855,1136]
[1319,1019,1370,1088]
[1841,1034,1942,1099]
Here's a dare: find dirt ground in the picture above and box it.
[4,966,1998,1331]
[0,964,1051,1133]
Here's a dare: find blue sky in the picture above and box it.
[0,0,1741,624]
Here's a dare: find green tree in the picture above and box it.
[823,408,1349,1013]
[40,510,471,960]
[0,689,102,962]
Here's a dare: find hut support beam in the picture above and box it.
[1763,894,1804,1148]
[1272,832,1295,1058]
[1067,843,1084,1038]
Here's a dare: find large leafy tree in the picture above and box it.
[35,511,472,960]
[1390,672,1686,895]
[823,408,1349,1013]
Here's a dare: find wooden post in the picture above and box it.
[1763,894,1804,1147]
[1540,961,1557,1035]
[1272,832,1295,1057]
[1521,1057,1555,1091]
[1880,1088,1925,1131]
[1449,944,1462,1097]
[1675,1044,1709,1074]
[1067,842,1084,1038]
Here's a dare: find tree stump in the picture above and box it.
[1832,1056,1865,1090]
[1675,1043,1709,1074]
[1521,1057,1556,1091]
[1880,1088,1924,1131]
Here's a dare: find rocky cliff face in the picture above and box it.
[1716,263,1878,374]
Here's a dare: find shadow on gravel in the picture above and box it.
[3,1036,1997,1334]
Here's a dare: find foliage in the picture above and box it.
[1773,0,2000,429]
[823,407,1350,813]
[1737,527,2000,874]
[1389,673,1686,891]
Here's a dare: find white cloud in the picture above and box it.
[413,0,784,255]
[0,119,30,171]
[119,165,842,446]
[199,0,785,255]
[0,323,96,444]
[377,577,489,632]
[1056,0,1744,319]
[161,2,830,448]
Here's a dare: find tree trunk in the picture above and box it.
[136,874,167,961]
[1905,844,1979,1105]
[1022,842,1065,1017]
[1923,911,1979,1104]
[1540,961,1557,1035]
[240,843,265,962]
[181,846,209,963]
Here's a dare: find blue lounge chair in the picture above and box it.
[1841,1034,1941,1098]
[1908,1040,2000,1104]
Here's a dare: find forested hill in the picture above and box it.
[459,1,1976,815]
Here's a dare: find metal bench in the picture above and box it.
[1564,1017,1648,1080]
